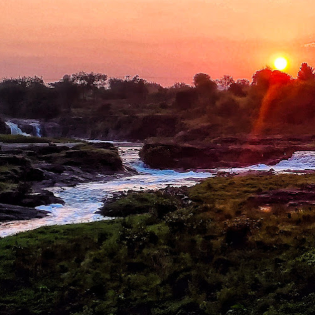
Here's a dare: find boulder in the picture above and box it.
[0,189,64,208]
[0,203,49,221]
[41,121,62,138]
[0,118,8,134]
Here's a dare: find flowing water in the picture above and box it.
[1,143,315,237]
[0,143,213,237]
[5,120,42,137]
[5,121,30,136]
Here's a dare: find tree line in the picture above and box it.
[0,63,315,136]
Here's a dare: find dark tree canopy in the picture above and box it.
[252,68,291,89]
[228,83,247,97]
[216,75,235,90]
[193,73,217,93]
[70,72,107,89]
[297,63,315,81]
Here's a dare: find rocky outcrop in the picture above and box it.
[140,137,315,169]
[0,117,8,134]
[0,189,64,208]
[0,141,124,222]
[41,121,62,138]
[0,203,49,222]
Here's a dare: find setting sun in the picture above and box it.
[274,57,288,71]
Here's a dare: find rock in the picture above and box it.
[25,168,45,181]
[0,118,8,134]
[140,137,315,170]
[0,155,31,167]
[62,147,123,172]
[59,117,90,138]
[89,142,117,150]
[41,121,62,138]
[0,203,49,221]
[0,189,64,208]
[20,190,64,207]
[19,124,34,135]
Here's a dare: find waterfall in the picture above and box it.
[5,121,30,136]
[5,120,42,137]
[30,123,42,137]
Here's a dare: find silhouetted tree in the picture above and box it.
[170,82,191,91]
[0,76,46,116]
[251,68,291,91]
[228,83,247,97]
[26,83,59,119]
[216,75,235,90]
[193,73,211,88]
[0,80,27,116]
[193,73,217,92]
[297,63,315,81]
[108,78,126,98]
[269,70,292,85]
[108,75,148,102]
[50,75,79,112]
[175,88,197,110]
[71,72,107,99]
[252,68,272,88]
[236,79,250,87]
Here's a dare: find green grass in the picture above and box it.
[0,134,84,143]
[0,134,51,143]
[3,174,315,314]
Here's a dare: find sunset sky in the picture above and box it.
[1,0,315,86]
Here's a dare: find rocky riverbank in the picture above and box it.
[140,136,315,169]
[0,138,124,222]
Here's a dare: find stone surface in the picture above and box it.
[0,203,49,222]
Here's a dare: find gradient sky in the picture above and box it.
[1,0,315,86]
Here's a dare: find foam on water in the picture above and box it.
[2,144,315,237]
[5,121,30,137]
[225,151,315,174]
[30,122,42,137]
[0,144,212,237]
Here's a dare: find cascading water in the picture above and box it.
[5,120,42,137]
[2,143,315,237]
[30,122,42,137]
[5,121,30,136]
[0,143,213,237]
[226,151,315,173]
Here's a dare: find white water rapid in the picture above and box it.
[0,143,213,237]
[5,121,30,136]
[5,120,42,137]
[30,122,42,137]
[2,144,315,238]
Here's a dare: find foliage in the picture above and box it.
[216,75,235,90]
[2,174,315,314]
[297,63,315,81]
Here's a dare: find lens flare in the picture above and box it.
[274,57,288,71]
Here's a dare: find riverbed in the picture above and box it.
[1,143,315,237]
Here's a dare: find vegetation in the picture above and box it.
[0,134,51,143]
[2,63,315,141]
[3,174,315,314]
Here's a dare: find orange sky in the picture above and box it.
[1,0,315,86]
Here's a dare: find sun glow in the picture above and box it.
[274,57,288,71]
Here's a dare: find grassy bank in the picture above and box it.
[2,174,315,314]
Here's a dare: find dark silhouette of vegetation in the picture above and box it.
[217,74,235,90]
[1,62,315,139]
[297,63,315,81]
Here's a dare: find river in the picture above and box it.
[1,143,315,237]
